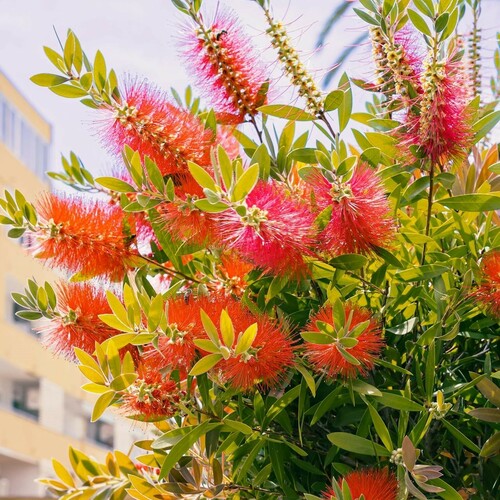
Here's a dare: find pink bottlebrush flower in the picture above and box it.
[36,282,125,360]
[310,165,394,255]
[183,11,268,124]
[102,79,213,175]
[214,181,314,277]
[323,468,398,500]
[122,366,181,421]
[31,193,137,280]
[156,174,217,246]
[401,53,473,164]
[195,295,295,390]
[474,250,500,318]
[304,303,384,380]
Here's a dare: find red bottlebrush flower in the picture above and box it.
[102,79,213,175]
[324,468,398,500]
[143,297,203,376]
[36,282,121,360]
[474,250,500,318]
[183,11,268,124]
[304,303,384,379]
[156,174,217,245]
[31,193,137,280]
[195,295,295,390]
[214,181,314,277]
[122,367,181,421]
[400,53,473,164]
[310,165,394,255]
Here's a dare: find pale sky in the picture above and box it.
[1,0,499,178]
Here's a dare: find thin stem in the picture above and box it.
[318,111,337,140]
[248,114,264,143]
[421,161,436,265]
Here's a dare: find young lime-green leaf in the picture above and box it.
[324,90,344,111]
[437,193,500,212]
[301,331,334,344]
[327,432,391,456]
[147,293,164,332]
[337,344,361,365]
[49,84,88,98]
[200,309,220,346]
[31,73,69,87]
[232,163,259,202]
[258,104,316,121]
[332,299,345,331]
[235,323,258,355]
[408,9,432,36]
[219,309,235,347]
[194,199,229,213]
[52,459,75,487]
[330,254,368,270]
[91,391,115,422]
[339,337,359,348]
[217,144,233,191]
[188,161,217,192]
[106,341,121,378]
[194,339,221,354]
[189,353,223,376]
[95,177,136,193]
[109,373,138,391]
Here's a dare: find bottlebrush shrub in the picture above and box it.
[3,0,500,498]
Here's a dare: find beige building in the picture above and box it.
[0,70,141,497]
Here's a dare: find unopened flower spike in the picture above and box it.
[261,5,325,116]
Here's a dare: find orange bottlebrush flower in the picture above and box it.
[103,79,213,175]
[324,468,398,500]
[304,303,384,380]
[36,282,122,360]
[310,165,394,255]
[211,252,254,297]
[31,193,137,280]
[474,250,500,318]
[214,181,314,277]
[195,295,295,390]
[156,174,217,246]
[218,315,295,390]
[184,10,268,124]
[122,366,181,421]
[142,297,204,376]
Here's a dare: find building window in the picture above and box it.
[87,421,114,448]
[0,91,50,180]
[12,380,40,420]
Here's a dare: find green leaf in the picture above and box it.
[232,163,259,201]
[437,193,500,212]
[327,432,391,456]
[109,373,138,391]
[376,392,425,411]
[30,73,69,87]
[235,323,258,355]
[366,401,393,451]
[200,309,220,346]
[435,12,449,32]
[324,90,344,111]
[258,104,316,121]
[264,386,301,427]
[15,310,42,321]
[49,84,88,98]
[223,418,253,435]
[158,422,222,479]
[480,431,500,458]
[295,363,317,397]
[288,148,318,164]
[95,177,136,192]
[408,9,432,36]
[473,111,500,141]
[353,8,379,26]
[442,420,481,453]
[189,353,223,376]
[351,380,382,397]
[396,264,449,282]
[330,254,368,270]
[338,73,352,133]
[188,161,217,192]
[301,332,334,344]
[194,199,229,213]
[91,391,115,422]
[220,309,235,348]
